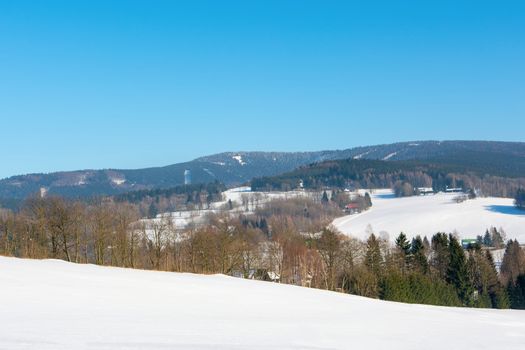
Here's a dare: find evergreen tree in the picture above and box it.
[365,234,383,277]
[395,232,411,273]
[321,191,329,204]
[147,202,158,219]
[476,235,483,245]
[484,250,510,309]
[515,188,525,210]
[395,233,411,255]
[364,192,373,208]
[447,235,474,305]
[500,239,525,286]
[508,274,525,309]
[411,235,429,274]
[430,233,450,280]
[483,230,493,247]
[490,227,505,249]
[330,189,338,202]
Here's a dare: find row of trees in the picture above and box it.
[113,182,226,218]
[1,195,524,309]
[251,159,525,198]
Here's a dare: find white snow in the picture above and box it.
[333,190,525,242]
[382,152,398,160]
[76,174,87,186]
[111,178,126,185]
[232,155,246,165]
[353,150,371,159]
[1,256,524,350]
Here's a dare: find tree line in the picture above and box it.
[251,159,525,198]
[1,194,524,309]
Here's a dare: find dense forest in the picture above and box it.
[251,159,525,198]
[1,193,524,309]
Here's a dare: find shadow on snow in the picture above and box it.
[484,205,525,216]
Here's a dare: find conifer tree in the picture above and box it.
[490,227,505,249]
[484,250,509,309]
[500,239,525,286]
[508,274,525,309]
[395,233,411,254]
[365,234,383,277]
[321,191,329,204]
[395,232,411,273]
[330,190,338,202]
[148,203,158,219]
[431,233,450,279]
[364,192,372,208]
[483,230,492,247]
[411,235,429,274]
[447,235,474,305]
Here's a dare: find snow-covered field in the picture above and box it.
[1,257,524,350]
[333,190,525,242]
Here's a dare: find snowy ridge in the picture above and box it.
[0,256,524,349]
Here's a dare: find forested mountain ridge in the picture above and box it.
[251,155,525,198]
[1,140,524,201]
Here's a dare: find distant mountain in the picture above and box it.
[1,140,524,201]
[251,141,525,197]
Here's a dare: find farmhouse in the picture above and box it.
[345,203,361,214]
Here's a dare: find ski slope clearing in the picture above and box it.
[333,190,525,242]
[1,257,524,350]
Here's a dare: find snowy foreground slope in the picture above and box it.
[1,257,524,350]
[333,190,525,242]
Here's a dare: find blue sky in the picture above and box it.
[0,0,524,178]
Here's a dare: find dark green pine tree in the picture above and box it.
[484,250,510,309]
[148,202,158,219]
[411,235,429,274]
[395,232,411,272]
[395,233,411,256]
[321,191,329,204]
[483,230,493,247]
[508,274,525,309]
[447,234,474,305]
[364,192,373,208]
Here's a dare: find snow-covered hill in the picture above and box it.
[0,257,524,349]
[333,190,525,242]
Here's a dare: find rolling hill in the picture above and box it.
[1,256,524,350]
[1,140,525,201]
[332,189,525,242]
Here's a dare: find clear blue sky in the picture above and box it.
[1,0,524,179]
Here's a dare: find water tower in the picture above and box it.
[184,169,191,185]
